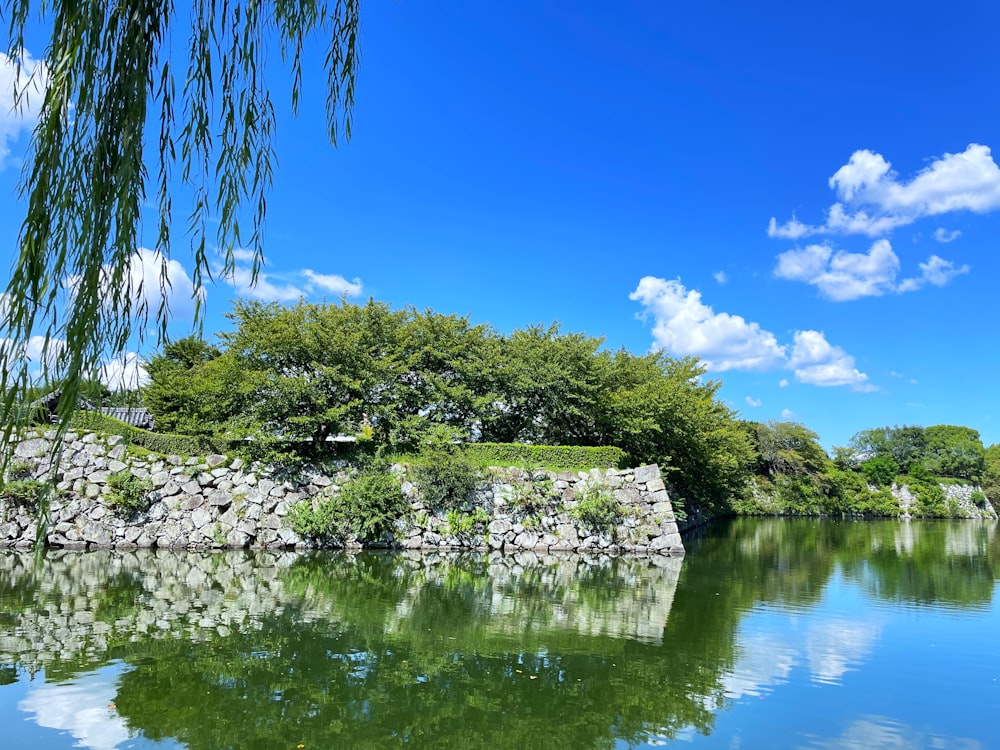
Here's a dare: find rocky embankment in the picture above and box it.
[0,431,684,555]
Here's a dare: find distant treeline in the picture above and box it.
[738,421,997,517]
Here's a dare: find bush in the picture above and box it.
[105,471,154,516]
[909,479,950,518]
[500,472,556,517]
[412,450,479,510]
[445,507,490,538]
[971,490,987,508]
[291,463,406,544]
[460,443,626,470]
[71,411,236,457]
[0,479,46,509]
[570,483,622,530]
[862,455,899,487]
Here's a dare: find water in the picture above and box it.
[1,518,998,749]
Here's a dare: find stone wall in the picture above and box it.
[0,431,684,555]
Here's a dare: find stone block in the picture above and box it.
[633,464,660,483]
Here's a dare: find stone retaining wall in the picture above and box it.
[0,431,684,555]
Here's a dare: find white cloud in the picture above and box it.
[788,330,876,391]
[215,254,363,303]
[769,144,1000,238]
[774,239,967,300]
[301,269,363,297]
[629,277,786,372]
[230,247,257,263]
[778,378,788,388]
[933,227,961,243]
[126,247,199,320]
[631,277,875,390]
[713,270,728,284]
[896,254,970,293]
[219,264,306,302]
[780,408,796,419]
[99,352,150,391]
[745,396,762,408]
[66,247,200,324]
[0,48,48,169]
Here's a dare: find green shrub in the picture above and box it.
[503,473,556,517]
[445,507,490,538]
[861,455,899,487]
[570,483,622,530]
[459,443,626,471]
[5,459,36,481]
[291,463,406,544]
[908,479,949,518]
[412,450,479,510]
[105,471,154,516]
[70,411,232,457]
[971,490,987,508]
[0,479,46,508]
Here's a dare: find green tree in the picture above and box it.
[1,0,360,443]
[923,425,985,480]
[751,421,828,477]
[143,336,231,435]
[981,443,1000,511]
[480,324,611,446]
[602,353,752,514]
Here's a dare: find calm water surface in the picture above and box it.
[1,518,999,749]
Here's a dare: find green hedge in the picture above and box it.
[70,411,233,457]
[458,443,627,471]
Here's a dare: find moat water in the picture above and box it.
[1,518,998,748]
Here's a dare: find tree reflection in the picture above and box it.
[0,519,996,749]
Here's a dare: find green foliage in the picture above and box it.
[0,479,46,508]
[139,300,750,513]
[981,443,1000,511]
[970,490,986,508]
[5,458,35,481]
[570,483,623,530]
[504,474,556,517]
[602,354,752,515]
[105,471,154,516]
[143,337,230,436]
[748,421,829,477]
[411,432,480,510]
[0,2,360,449]
[743,469,902,518]
[460,443,625,470]
[923,425,985,480]
[445,507,490,538]
[847,425,927,473]
[846,424,984,481]
[290,463,406,544]
[70,411,230,457]
[861,455,899,487]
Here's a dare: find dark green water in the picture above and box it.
[1,518,999,749]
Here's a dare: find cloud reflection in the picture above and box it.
[19,666,134,750]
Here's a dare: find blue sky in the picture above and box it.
[2,1,1000,449]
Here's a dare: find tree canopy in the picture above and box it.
[1,0,360,443]
[142,298,754,512]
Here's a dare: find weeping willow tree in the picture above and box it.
[0,0,360,443]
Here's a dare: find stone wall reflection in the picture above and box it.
[0,548,681,673]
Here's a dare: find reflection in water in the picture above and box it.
[0,519,998,749]
[19,666,134,750]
